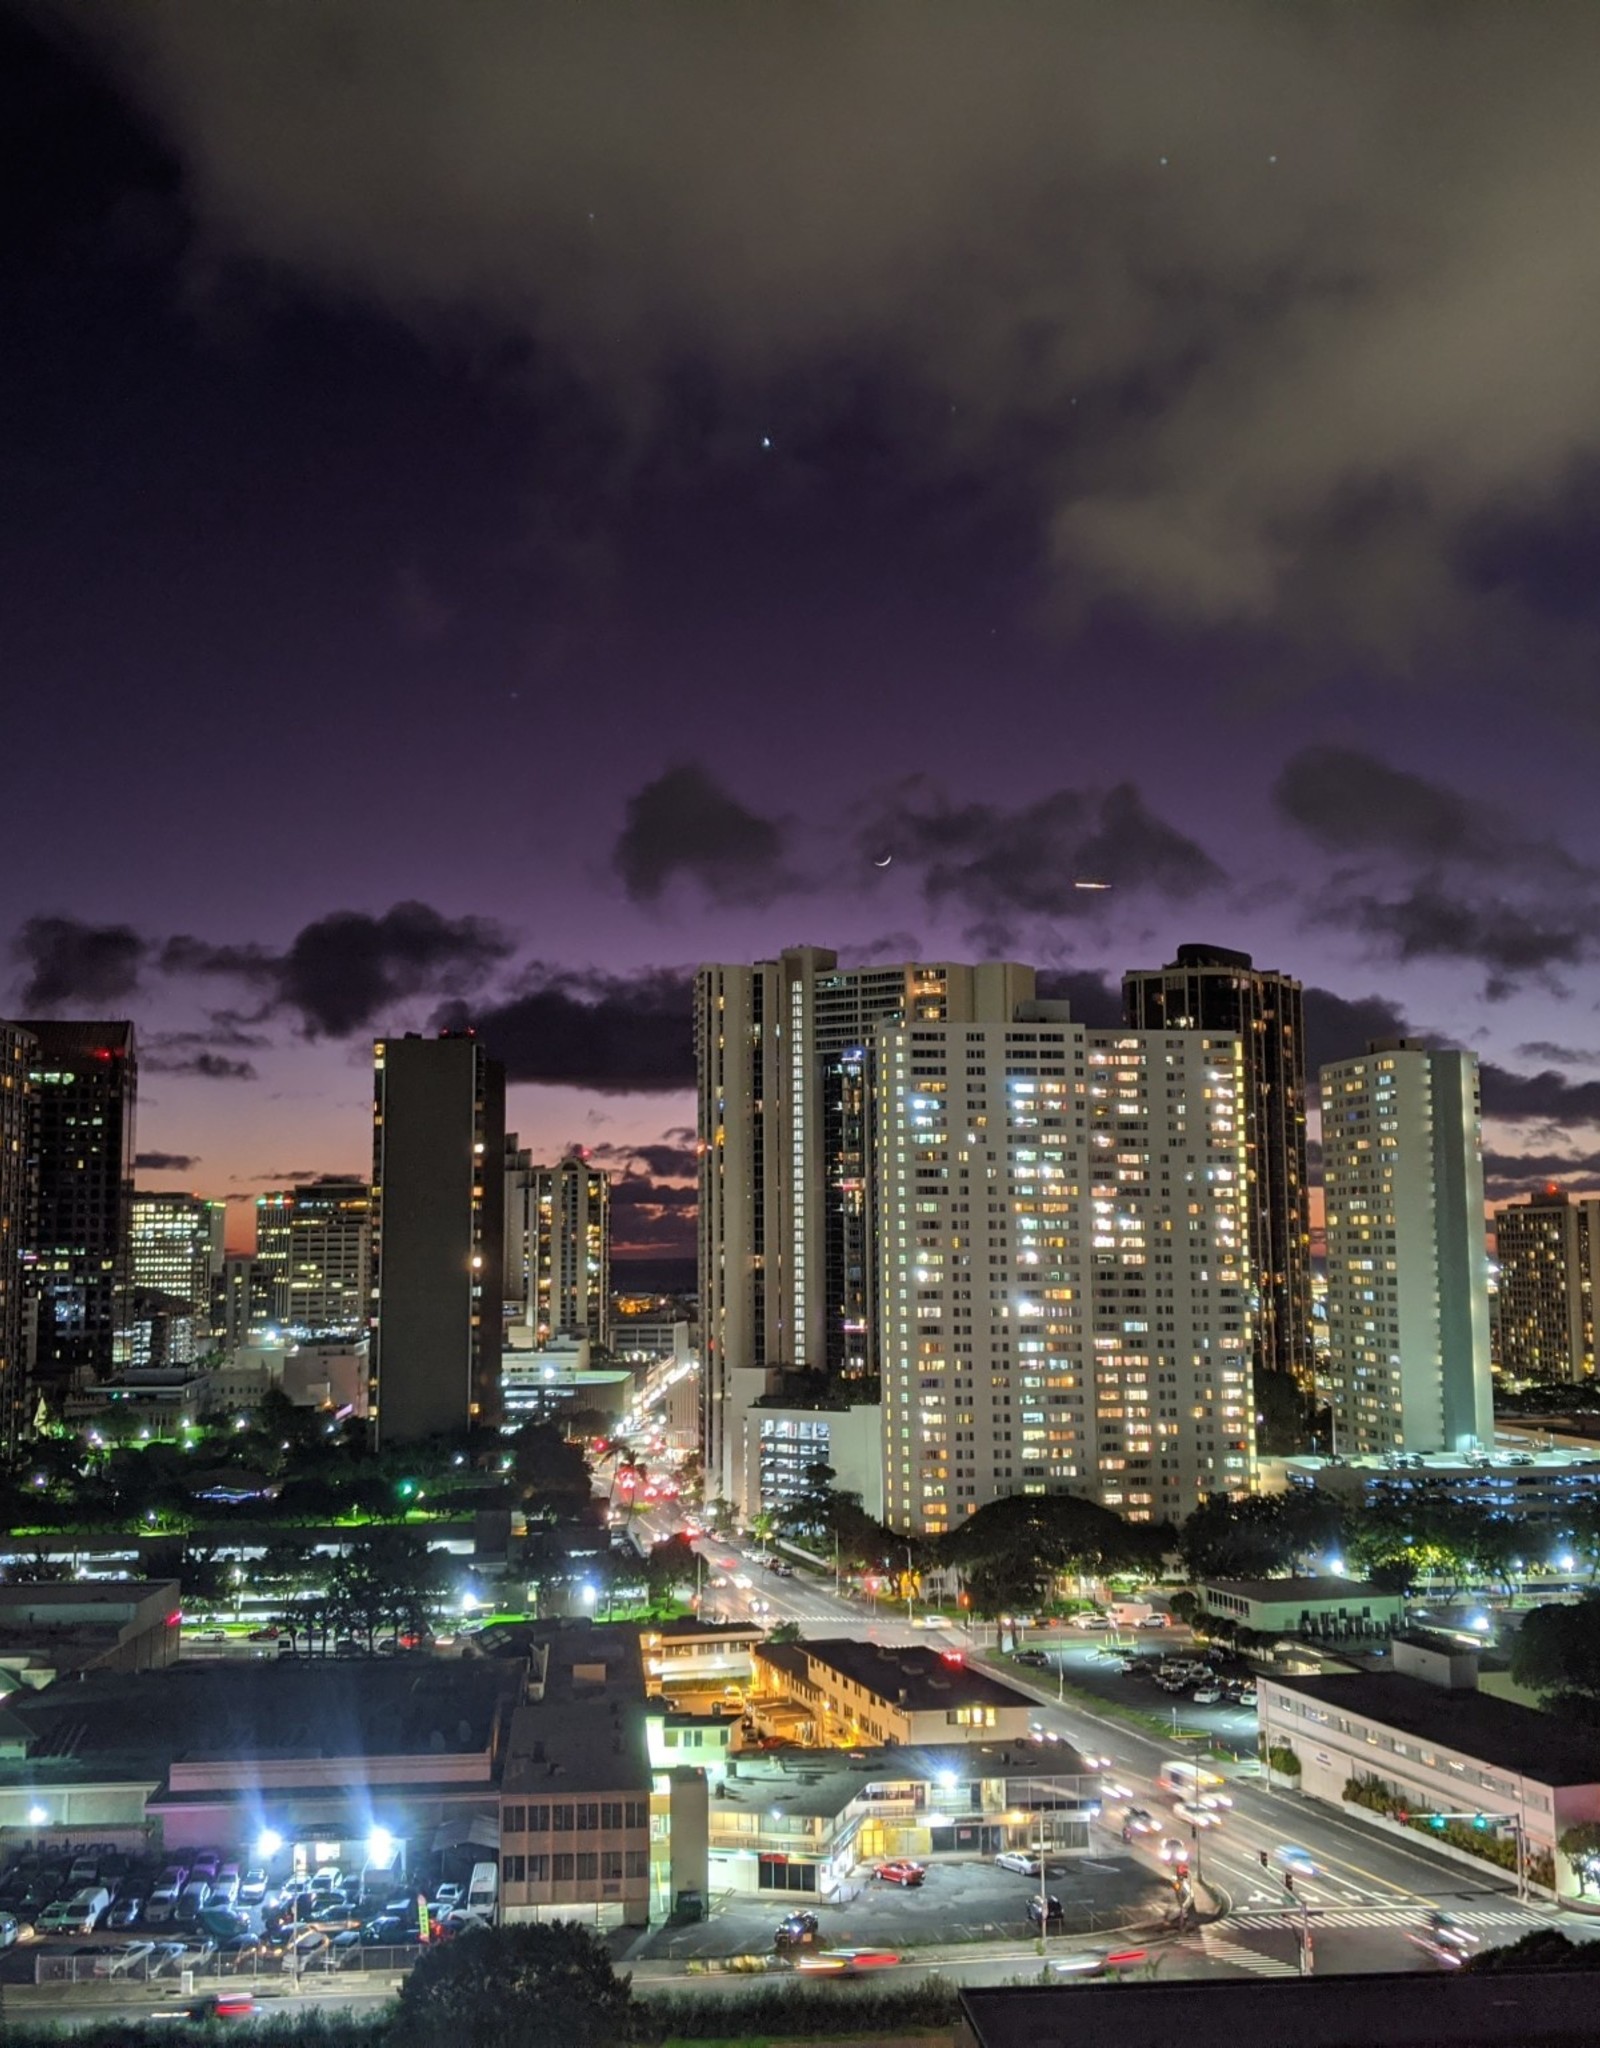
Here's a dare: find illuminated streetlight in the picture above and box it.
[256,1829,284,1860]
[27,1805,48,1828]
[367,1827,394,1865]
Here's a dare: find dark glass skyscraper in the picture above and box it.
[19,1019,137,1401]
[0,1026,36,1457]
[1121,946,1312,1427]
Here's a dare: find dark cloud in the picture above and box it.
[1334,886,1590,995]
[135,1151,199,1172]
[12,915,147,1011]
[609,1173,697,1258]
[164,901,513,1036]
[66,5,1600,670]
[868,779,1223,923]
[1485,1150,1600,1201]
[438,966,694,1093]
[1033,967,1121,1027]
[614,766,789,906]
[1301,985,1412,1081]
[1479,1063,1600,1128]
[586,1138,699,1180]
[1517,1040,1600,1068]
[1276,747,1500,866]
[143,1050,259,1081]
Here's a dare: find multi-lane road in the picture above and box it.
[650,1519,1559,1982]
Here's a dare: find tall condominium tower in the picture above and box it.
[1493,1186,1600,1384]
[20,1020,137,1396]
[876,1012,1253,1534]
[254,1177,372,1334]
[1321,1040,1493,1456]
[1122,947,1311,1421]
[502,1142,611,1348]
[219,1253,273,1349]
[0,1026,36,1459]
[696,949,1035,1503]
[370,1033,505,1444]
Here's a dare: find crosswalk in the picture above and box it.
[1228,1905,1538,1933]
[1201,1931,1301,1977]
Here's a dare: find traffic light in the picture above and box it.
[1430,1815,1446,1832]
[1258,1849,1269,1869]
[1397,1809,1410,1826]
[1283,1872,1295,1893]
[1474,1813,1488,1831]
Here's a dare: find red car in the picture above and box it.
[874,1860,927,1888]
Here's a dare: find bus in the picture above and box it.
[1158,1760,1225,1800]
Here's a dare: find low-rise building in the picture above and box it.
[750,1638,1034,1747]
[697,1743,1095,1898]
[641,1617,763,1691]
[1199,1576,1404,1639]
[0,1580,180,1688]
[496,1622,652,1928]
[1256,1636,1600,1901]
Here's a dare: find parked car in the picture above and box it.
[174,1880,211,1928]
[238,1870,269,1906]
[1192,1687,1223,1706]
[40,1887,112,1935]
[0,1912,20,1948]
[774,1910,820,1950]
[874,1860,926,1887]
[1027,1895,1064,1926]
[106,1891,147,1931]
[995,1851,1041,1876]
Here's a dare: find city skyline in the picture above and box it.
[9,9,1600,1261]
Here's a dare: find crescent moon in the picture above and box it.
[873,854,893,869]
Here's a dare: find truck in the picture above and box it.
[1108,1600,1153,1629]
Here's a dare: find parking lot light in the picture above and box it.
[368,1827,394,1864]
[256,1829,283,1859]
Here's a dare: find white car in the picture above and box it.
[995,1851,1041,1876]
[1197,1790,1234,1811]
[1173,1800,1218,1829]
[1071,1613,1111,1630]
[1192,1687,1223,1705]
[1158,1837,1191,1865]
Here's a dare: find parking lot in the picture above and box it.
[636,1847,1169,1962]
[1027,1638,1261,1755]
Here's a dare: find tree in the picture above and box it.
[767,1620,803,1645]
[644,1534,698,1610]
[963,1553,1046,1621]
[1464,1928,1600,1974]
[1559,1821,1600,1896]
[1512,1596,1600,1712]
[510,1424,592,1516]
[394,1918,638,2048]
[943,1490,1168,1585]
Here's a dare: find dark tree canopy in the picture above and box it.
[395,1920,638,2048]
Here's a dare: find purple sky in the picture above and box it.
[7,5,1600,1260]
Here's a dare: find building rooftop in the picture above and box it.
[501,1622,651,1798]
[645,1617,763,1643]
[1272,1669,1600,1787]
[0,1656,519,1788]
[757,1637,1030,1713]
[706,1738,1091,1821]
[1201,1575,1397,1603]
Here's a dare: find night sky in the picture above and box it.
[7,3,1600,1264]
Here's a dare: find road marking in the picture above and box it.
[1202,1931,1301,1977]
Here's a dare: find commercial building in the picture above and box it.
[217,1253,272,1348]
[1320,1040,1493,1457]
[503,1142,611,1349]
[499,1350,633,1427]
[496,1622,652,1927]
[1198,1575,1404,1639]
[371,1033,505,1443]
[876,1014,1252,1533]
[1257,1634,1600,1902]
[0,1026,36,1461]
[750,1638,1035,1747]
[675,1743,1096,1900]
[738,1398,885,1525]
[129,1192,225,1320]
[0,1579,180,1688]
[696,949,1035,1503]
[1494,1186,1600,1385]
[1122,945,1313,1408]
[254,1178,371,1335]
[19,1020,137,1398]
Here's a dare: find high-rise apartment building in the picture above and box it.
[876,1013,1253,1533]
[218,1253,273,1349]
[1494,1186,1600,1384]
[696,949,1035,1503]
[130,1191,226,1318]
[1122,947,1312,1423]
[370,1033,505,1443]
[503,1143,612,1348]
[1321,1040,1493,1456]
[0,1026,36,1459]
[20,1020,137,1395]
[254,1177,371,1334]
